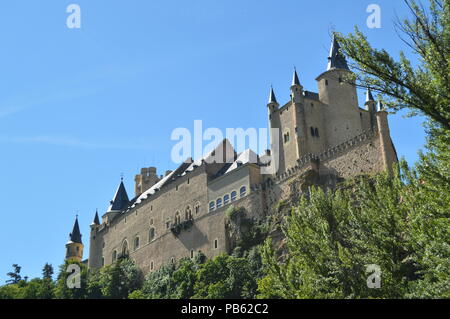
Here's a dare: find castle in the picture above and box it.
[65,36,398,273]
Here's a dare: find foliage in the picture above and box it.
[336,0,449,130]
[258,161,450,298]
[6,264,22,285]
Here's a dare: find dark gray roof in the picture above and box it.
[327,35,350,71]
[107,180,130,212]
[366,88,375,102]
[92,210,100,225]
[268,87,278,104]
[69,217,82,244]
[292,69,300,86]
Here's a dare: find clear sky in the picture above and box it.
[0,0,426,281]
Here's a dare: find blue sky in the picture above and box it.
[0,0,426,281]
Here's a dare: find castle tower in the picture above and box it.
[267,86,284,174]
[290,68,303,104]
[316,34,362,146]
[135,167,160,197]
[65,216,84,262]
[88,210,102,269]
[365,88,377,129]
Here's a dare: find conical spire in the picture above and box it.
[69,216,82,244]
[107,180,130,213]
[292,68,300,86]
[377,100,384,111]
[268,86,278,104]
[366,88,375,102]
[92,209,100,225]
[327,34,350,71]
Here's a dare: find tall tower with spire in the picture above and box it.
[65,216,84,262]
[316,34,362,147]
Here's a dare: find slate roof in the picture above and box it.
[69,216,82,244]
[107,180,130,213]
[327,35,350,71]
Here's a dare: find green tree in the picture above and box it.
[259,162,449,298]
[54,261,89,299]
[6,264,22,285]
[336,0,449,130]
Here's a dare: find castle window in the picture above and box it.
[190,250,194,259]
[185,206,192,220]
[209,201,215,212]
[214,239,218,250]
[315,128,319,137]
[187,178,190,184]
[134,237,140,251]
[101,257,104,267]
[240,186,247,197]
[149,228,155,242]
[223,194,230,205]
[310,127,315,137]
[325,79,328,85]
[150,261,154,271]
[171,257,175,264]
[231,191,237,201]
[284,132,290,143]
[216,198,223,209]
[166,218,171,229]
[175,212,181,225]
[122,241,129,257]
[150,218,154,225]
[112,250,117,262]
[195,203,201,215]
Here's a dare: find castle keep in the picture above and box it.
[65,36,398,274]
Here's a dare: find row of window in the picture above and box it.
[209,186,247,212]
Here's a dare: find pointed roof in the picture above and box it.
[69,216,82,244]
[377,100,384,111]
[107,180,130,213]
[327,34,350,71]
[92,210,100,225]
[268,86,278,104]
[292,68,300,86]
[366,88,375,102]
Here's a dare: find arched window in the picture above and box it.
[195,202,201,215]
[134,237,140,250]
[216,198,223,209]
[231,191,237,202]
[209,201,215,212]
[175,211,181,225]
[149,227,155,242]
[185,206,192,220]
[223,194,230,205]
[310,127,315,137]
[121,240,129,257]
[240,186,247,197]
[112,250,117,262]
